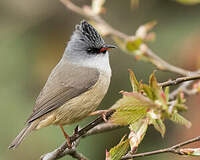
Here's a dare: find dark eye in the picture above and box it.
[87,48,99,54]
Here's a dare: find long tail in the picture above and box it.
[8,122,37,149]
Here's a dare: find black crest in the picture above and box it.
[75,20,104,49]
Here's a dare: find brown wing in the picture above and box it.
[26,61,99,124]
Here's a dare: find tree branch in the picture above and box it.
[159,74,200,88]
[121,136,200,159]
[41,110,115,160]
[60,0,194,76]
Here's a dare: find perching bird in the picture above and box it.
[9,20,116,149]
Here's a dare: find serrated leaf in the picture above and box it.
[180,148,200,156]
[128,69,139,92]
[111,108,147,125]
[110,92,159,125]
[106,136,129,160]
[170,112,191,128]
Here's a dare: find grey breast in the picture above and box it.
[26,60,100,124]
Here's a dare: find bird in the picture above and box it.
[8,20,116,149]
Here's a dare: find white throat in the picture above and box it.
[67,52,111,76]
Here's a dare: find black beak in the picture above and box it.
[103,44,117,49]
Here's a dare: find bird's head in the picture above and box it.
[64,20,116,65]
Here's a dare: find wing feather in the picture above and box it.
[27,60,99,123]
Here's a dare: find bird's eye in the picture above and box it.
[87,48,92,52]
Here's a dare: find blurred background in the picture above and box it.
[1,0,200,159]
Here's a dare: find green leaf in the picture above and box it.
[126,38,142,52]
[177,91,186,104]
[149,72,168,109]
[152,118,166,137]
[147,109,166,137]
[170,112,191,128]
[164,87,169,102]
[106,136,129,160]
[110,92,159,125]
[175,104,188,112]
[129,119,148,152]
[149,71,159,89]
[128,69,139,92]
[142,84,154,100]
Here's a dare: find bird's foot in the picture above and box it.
[59,125,72,149]
[89,110,109,122]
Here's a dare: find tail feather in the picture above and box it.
[8,122,36,149]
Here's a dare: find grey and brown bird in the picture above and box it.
[8,20,116,149]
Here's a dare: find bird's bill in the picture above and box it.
[103,44,117,49]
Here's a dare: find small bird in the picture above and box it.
[9,20,116,149]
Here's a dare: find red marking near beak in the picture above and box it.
[100,48,108,53]
[100,47,113,53]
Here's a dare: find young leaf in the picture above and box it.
[148,110,166,137]
[106,136,129,160]
[149,72,168,109]
[175,104,188,112]
[129,118,148,152]
[128,69,139,92]
[149,71,159,90]
[169,112,191,128]
[152,118,166,137]
[142,84,154,100]
[110,92,159,125]
[164,86,169,102]
[126,38,142,52]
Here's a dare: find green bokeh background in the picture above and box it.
[1,0,200,160]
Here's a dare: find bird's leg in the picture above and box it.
[59,125,72,149]
[89,110,109,122]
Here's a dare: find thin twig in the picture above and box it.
[121,136,200,159]
[159,75,200,87]
[68,150,88,160]
[83,123,120,137]
[60,0,193,76]
[41,110,114,160]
